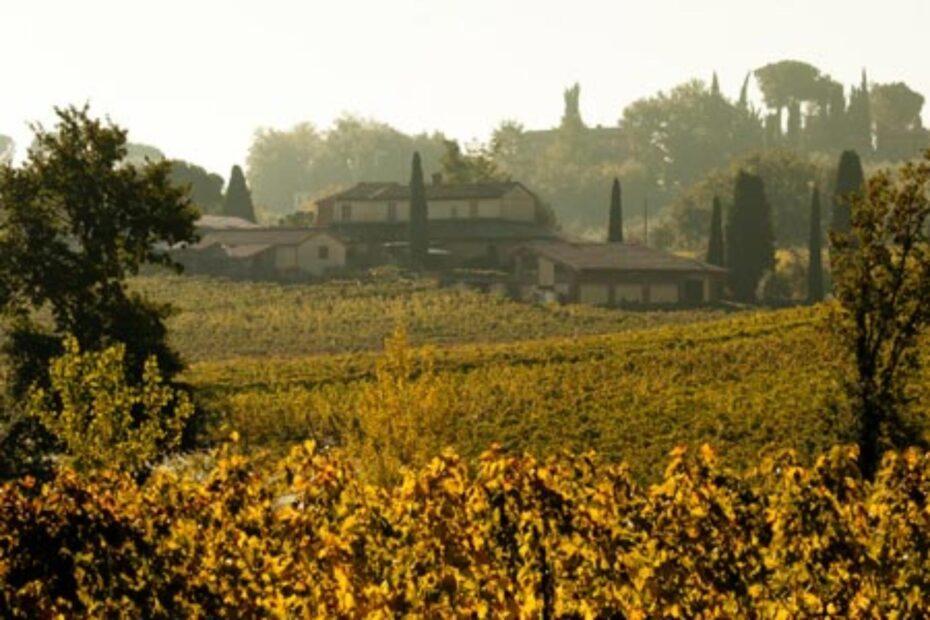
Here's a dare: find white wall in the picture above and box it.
[538,257,555,287]
[614,283,643,303]
[296,234,347,276]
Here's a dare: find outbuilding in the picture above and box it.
[515,240,726,306]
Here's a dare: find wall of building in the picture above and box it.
[275,246,299,271]
[578,283,610,305]
[500,187,537,222]
[296,234,347,276]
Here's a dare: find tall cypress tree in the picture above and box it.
[408,152,429,267]
[223,165,256,222]
[725,171,774,302]
[710,72,721,98]
[607,178,623,242]
[807,187,824,303]
[833,150,864,236]
[846,69,873,154]
[706,196,725,267]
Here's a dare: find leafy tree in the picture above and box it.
[169,160,224,214]
[439,140,507,184]
[0,106,197,474]
[124,142,165,165]
[247,122,322,215]
[408,152,428,267]
[726,171,774,302]
[833,150,864,235]
[830,152,930,479]
[0,135,14,164]
[706,196,725,266]
[754,60,824,111]
[807,187,824,303]
[608,178,623,242]
[669,150,833,248]
[871,82,927,161]
[224,164,256,222]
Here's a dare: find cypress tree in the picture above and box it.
[706,196,725,267]
[846,69,873,154]
[738,72,751,109]
[408,152,429,267]
[725,171,774,302]
[832,150,864,236]
[607,178,623,242]
[807,187,824,303]
[710,72,721,98]
[223,165,256,222]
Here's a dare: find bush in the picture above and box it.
[0,442,928,616]
[28,337,193,475]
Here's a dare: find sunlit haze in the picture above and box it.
[3,0,929,175]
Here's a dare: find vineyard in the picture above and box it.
[2,441,928,616]
[133,274,728,361]
[181,296,928,483]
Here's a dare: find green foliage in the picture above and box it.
[871,82,929,161]
[246,116,446,217]
[706,196,725,266]
[169,160,224,214]
[131,274,727,362]
[408,152,428,267]
[1,442,929,616]
[831,151,930,478]
[726,171,775,302]
[846,70,874,156]
[667,149,834,248]
[0,106,196,476]
[438,139,507,184]
[607,178,623,242]
[0,135,13,164]
[28,337,193,475]
[223,164,256,222]
[808,187,824,302]
[833,149,865,235]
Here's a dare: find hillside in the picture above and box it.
[182,303,930,482]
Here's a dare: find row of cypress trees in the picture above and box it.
[700,149,864,303]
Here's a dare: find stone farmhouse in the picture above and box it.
[514,240,726,306]
[308,179,558,269]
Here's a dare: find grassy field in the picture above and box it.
[133,274,729,361]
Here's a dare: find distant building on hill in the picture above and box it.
[175,227,347,279]
[515,240,726,306]
[309,178,558,269]
[195,214,261,232]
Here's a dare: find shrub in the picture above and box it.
[28,337,193,475]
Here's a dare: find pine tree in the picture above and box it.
[726,172,775,302]
[607,178,623,242]
[807,187,824,303]
[833,150,864,236]
[223,165,256,222]
[408,152,429,267]
[706,196,725,266]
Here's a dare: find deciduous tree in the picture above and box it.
[830,151,930,479]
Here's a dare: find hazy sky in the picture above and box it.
[3,0,929,177]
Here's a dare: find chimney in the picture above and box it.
[431,172,442,186]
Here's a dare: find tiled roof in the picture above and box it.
[523,241,726,274]
[324,220,558,243]
[196,228,319,248]
[196,215,261,230]
[318,181,532,204]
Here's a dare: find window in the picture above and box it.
[387,202,397,222]
[341,203,352,221]
[469,200,479,218]
[317,245,330,260]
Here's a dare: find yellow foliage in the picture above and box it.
[28,337,193,474]
[0,443,928,617]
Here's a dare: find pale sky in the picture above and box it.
[2,0,928,177]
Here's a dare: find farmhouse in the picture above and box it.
[176,228,347,279]
[308,179,557,268]
[515,240,726,306]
